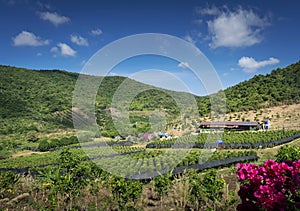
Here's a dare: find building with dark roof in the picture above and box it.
[198,121,260,132]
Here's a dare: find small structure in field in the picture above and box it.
[198,121,260,132]
[217,140,223,150]
[158,133,172,139]
[141,133,155,141]
[262,118,271,130]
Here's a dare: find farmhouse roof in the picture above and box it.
[199,121,260,127]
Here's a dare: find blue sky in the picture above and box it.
[1,0,300,96]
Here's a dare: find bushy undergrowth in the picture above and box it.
[1,137,300,210]
[275,145,300,162]
[0,147,237,210]
[38,136,78,152]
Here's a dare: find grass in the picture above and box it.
[256,137,300,164]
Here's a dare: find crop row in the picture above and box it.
[0,146,143,169]
[0,148,257,180]
[146,130,300,149]
[91,150,258,179]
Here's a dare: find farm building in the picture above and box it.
[198,121,260,132]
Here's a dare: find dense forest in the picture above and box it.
[0,61,299,136]
[224,62,300,112]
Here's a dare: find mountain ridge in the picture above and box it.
[0,61,299,136]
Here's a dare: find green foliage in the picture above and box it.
[0,139,21,159]
[0,65,185,136]
[201,169,225,204]
[0,139,21,151]
[147,130,300,149]
[26,131,39,142]
[38,140,51,152]
[195,61,300,115]
[0,66,77,134]
[154,172,173,198]
[146,130,300,149]
[109,175,143,210]
[188,170,205,207]
[187,169,225,210]
[0,150,63,168]
[1,61,300,136]
[224,62,300,112]
[0,149,11,160]
[38,136,78,151]
[37,148,91,207]
[275,145,300,162]
[0,171,20,199]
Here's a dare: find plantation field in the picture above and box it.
[1,130,300,210]
[0,43,300,211]
[1,129,299,172]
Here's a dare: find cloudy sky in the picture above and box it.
[1,0,299,95]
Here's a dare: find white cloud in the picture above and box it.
[91,28,102,36]
[197,6,220,16]
[199,6,268,48]
[183,34,196,44]
[57,43,76,57]
[50,46,58,52]
[39,12,70,26]
[51,43,76,57]
[70,35,88,46]
[12,31,50,46]
[37,2,52,10]
[178,62,190,69]
[238,56,280,73]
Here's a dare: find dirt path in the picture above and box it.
[12,151,47,158]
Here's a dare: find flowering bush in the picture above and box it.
[236,160,300,210]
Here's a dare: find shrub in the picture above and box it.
[275,145,300,162]
[37,148,91,207]
[37,136,79,151]
[26,131,39,142]
[154,172,173,199]
[188,169,225,209]
[0,171,20,199]
[236,160,300,210]
[109,175,143,209]
[38,140,50,152]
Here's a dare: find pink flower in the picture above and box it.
[236,159,300,210]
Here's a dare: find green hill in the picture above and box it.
[0,65,194,136]
[224,61,300,112]
[0,61,299,136]
[195,61,300,115]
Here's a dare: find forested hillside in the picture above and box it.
[0,65,190,136]
[0,61,299,136]
[0,66,76,134]
[224,61,300,112]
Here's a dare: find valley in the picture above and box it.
[0,61,299,210]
